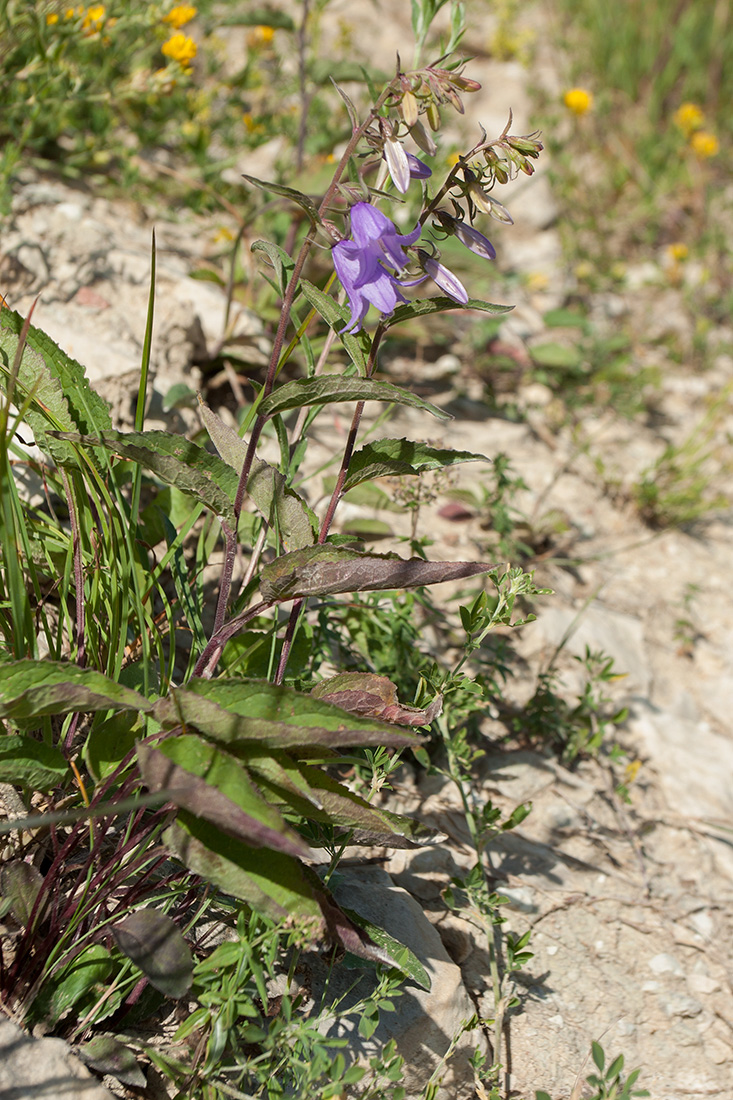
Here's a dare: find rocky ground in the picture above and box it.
[1,2,733,1098]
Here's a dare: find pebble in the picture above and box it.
[688,973,721,996]
[648,952,684,976]
[663,993,703,1018]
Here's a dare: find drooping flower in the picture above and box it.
[433,211,496,260]
[563,87,593,116]
[332,203,422,332]
[416,250,468,304]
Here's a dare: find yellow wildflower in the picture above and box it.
[163,4,197,30]
[690,130,719,159]
[162,32,197,66]
[64,7,75,16]
[82,4,105,32]
[242,112,264,134]
[624,759,641,784]
[46,12,59,24]
[212,226,235,244]
[673,102,704,137]
[447,152,461,166]
[667,242,688,262]
[563,87,593,116]
[246,25,275,48]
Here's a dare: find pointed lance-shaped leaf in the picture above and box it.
[260,545,498,601]
[344,437,488,491]
[137,737,310,859]
[152,678,423,750]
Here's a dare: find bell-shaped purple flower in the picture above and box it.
[332,203,423,333]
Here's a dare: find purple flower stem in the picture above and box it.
[274,323,387,685]
[205,91,396,676]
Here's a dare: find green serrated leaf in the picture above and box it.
[53,430,240,524]
[0,660,151,722]
[164,814,325,927]
[386,296,512,326]
[259,376,451,420]
[77,1035,146,1089]
[0,306,112,466]
[0,735,69,789]
[344,438,488,490]
[137,735,309,857]
[152,678,422,749]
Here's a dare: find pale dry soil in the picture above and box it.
[2,1,733,1098]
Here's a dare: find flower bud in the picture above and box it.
[427,101,441,131]
[400,90,419,128]
[507,132,544,157]
[450,73,482,92]
[409,120,437,156]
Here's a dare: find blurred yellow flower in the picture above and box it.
[64,7,75,16]
[82,4,105,32]
[162,32,197,66]
[667,242,688,262]
[447,152,461,166]
[526,271,549,292]
[690,130,719,159]
[563,87,593,116]
[242,112,264,133]
[246,25,275,48]
[212,226,235,243]
[163,4,197,29]
[624,759,641,784]
[46,12,59,23]
[673,102,704,137]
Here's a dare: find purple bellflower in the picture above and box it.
[332,203,423,333]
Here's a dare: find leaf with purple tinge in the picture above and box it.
[260,544,498,601]
[137,737,310,859]
[152,678,423,749]
[0,659,151,724]
[312,672,442,727]
[112,909,193,999]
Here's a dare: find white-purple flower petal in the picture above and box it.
[384,137,411,194]
[453,221,496,260]
[420,253,469,304]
